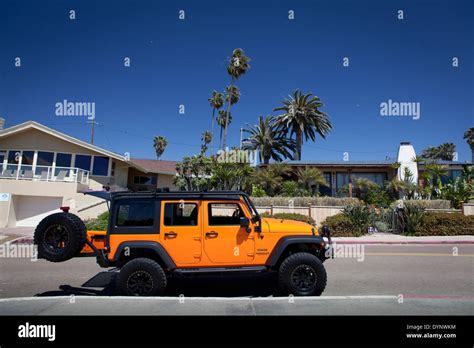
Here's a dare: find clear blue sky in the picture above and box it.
[0,0,473,162]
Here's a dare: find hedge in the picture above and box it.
[251,196,360,207]
[260,212,316,226]
[413,213,474,236]
[84,211,109,231]
[320,214,360,237]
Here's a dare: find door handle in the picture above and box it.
[164,231,178,238]
[205,231,219,238]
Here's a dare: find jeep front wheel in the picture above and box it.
[278,252,327,296]
[116,258,167,296]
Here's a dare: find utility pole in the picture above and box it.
[87,120,98,144]
[239,127,243,149]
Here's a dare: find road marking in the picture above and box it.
[365,252,474,257]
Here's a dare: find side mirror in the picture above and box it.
[240,217,250,228]
[240,217,251,232]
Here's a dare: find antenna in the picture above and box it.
[87,120,99,144]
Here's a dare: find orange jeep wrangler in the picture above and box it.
[34,190,331,296]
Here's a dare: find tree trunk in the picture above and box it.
[295,130,302,161]
[471,145,474,164]
[210,108,216,155]
[222,78,235,149]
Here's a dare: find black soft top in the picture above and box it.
[83,190,247,202]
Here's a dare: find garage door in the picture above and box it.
[15,196,63,227]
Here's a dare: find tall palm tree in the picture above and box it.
[222,48,250,149]
[221,85,240,149]
[274,90,332,160]
[464,127,474,163]
[153,135,168,160]
[208,91,224,155]
[297,167,328,195]
[242,116,295,164]
[217,110,232,147]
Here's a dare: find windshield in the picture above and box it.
[243,195,260,222]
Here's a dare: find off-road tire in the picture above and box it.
[34,212,87,262]
[116,258,167,296]
[278,252,327,296]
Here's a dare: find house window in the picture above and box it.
[75,155,92,171]
[111,161,116,177]
[7,150,21,164]
[133,176,157,186]
[0,151,5,172]
[92,156,109,176]
[22,151,34,166]
[56,153,72,168]
[37,152,54,166]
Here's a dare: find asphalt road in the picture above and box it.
[0,244,473,315]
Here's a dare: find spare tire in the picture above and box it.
[34,212,87,262]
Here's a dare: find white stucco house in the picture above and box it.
[0,119,177,227]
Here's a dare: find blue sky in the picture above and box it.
[0,0,472,162]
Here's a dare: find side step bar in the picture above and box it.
[172,266,268,277]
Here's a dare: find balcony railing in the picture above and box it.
[0,164,90,185]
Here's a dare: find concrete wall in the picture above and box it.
[462,203,474,216]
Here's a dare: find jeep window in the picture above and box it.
[208,203,244,226]
[164,203,198,226]
[116,201,154,226]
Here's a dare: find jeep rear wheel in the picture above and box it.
[116,258,167,296]
[34,212,87,262]
[278,252,327,296]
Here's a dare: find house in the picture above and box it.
[0,119,177,227]
[262,142,466,197]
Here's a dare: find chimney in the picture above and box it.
[396,142,418,184]
[0,117,4,131]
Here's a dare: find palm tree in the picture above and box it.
[221,85,240,149]
[217,110,232,147]
[208,91,224,155]
[252,163,290,196]
[201,130,212,156]
[464,127,474,163]
[222,48,250,149]
[425,163,448,197]
[437,143,456,161]
[274,90,332,160]
[297,167,328,195]
[421,146,439,161]
[242,116,295,164]
[153,136,168,160]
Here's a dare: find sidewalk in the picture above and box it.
[333,233,474,244]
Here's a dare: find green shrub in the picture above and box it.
[251,185,266,197]
[401,203,426,235]
[84,211,109,231]
[321,214,358,237]
[414,213,474,236]
[278,181,311,197]
[251,196,360,207]
[342,205,373,236]
[363,188,392,208]
[260,212,316,225]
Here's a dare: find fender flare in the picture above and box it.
[113,241,176,269]
[265,236,326,267]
